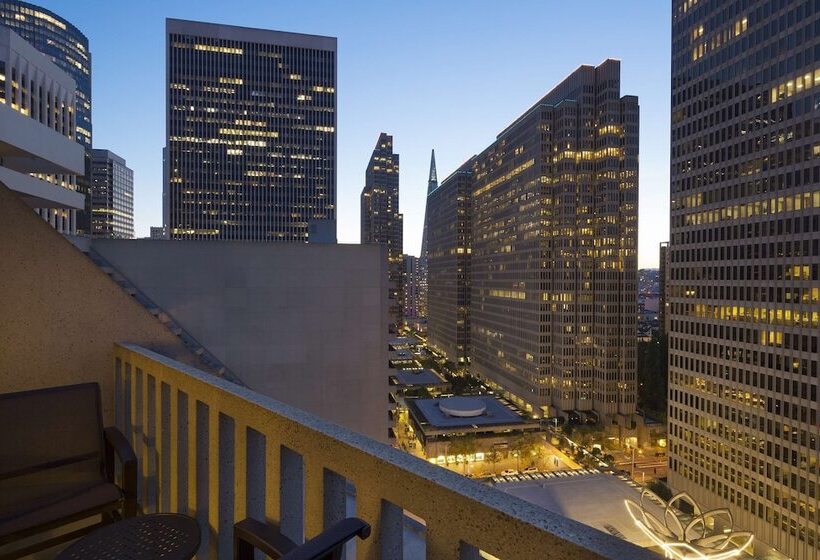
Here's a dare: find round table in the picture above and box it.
[57,514,201,560]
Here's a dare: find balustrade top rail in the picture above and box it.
[114,343,658,560]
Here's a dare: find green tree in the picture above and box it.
[485,448,502,474]
[511,433,542,470]
[647,480,673,502]
[448,435,478,474]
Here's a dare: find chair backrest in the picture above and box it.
[0,383,105,521]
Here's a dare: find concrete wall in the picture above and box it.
[0,184,203,423]
[92,238,389,442]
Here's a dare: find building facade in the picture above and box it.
[0,25,84,228]
[659,241,669,335]
[149,226,167,240]
[418,149,438,322]
[469,60,639,424]
[165,19,337,242]
[404,254,420,323]
[0,1,90,233]
[90,149,134,239]
[668,1,820,558]
[361,132,403,329]
[426,159,473,365]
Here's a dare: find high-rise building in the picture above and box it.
[0,25,84,225]
[149,226,167,240]
[668,2,820,559]
[360,132,403,329]
[418,149,438,321]
[0,1,91,233]
[404,254,420,323]
[659,241,669,335]
[469,60,639,425]
[164,19,337,242]
[426,159,473,365]
[90,149,134,239]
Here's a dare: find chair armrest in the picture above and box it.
[234,518,298,560]
[234,517,370,560]
[281,518,370,560]
[103,426,137,517]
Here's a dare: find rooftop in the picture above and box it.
[410,395,528,429]
[392,368,447,387]
[494,472,664,550]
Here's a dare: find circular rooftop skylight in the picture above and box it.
[439,396,486,418]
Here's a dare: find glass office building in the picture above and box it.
[165,19,337,242]
[668,1,820,558]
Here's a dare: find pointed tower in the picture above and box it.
[427,150,438,194]
[418,149,437,323]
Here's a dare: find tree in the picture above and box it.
[647,480,673,502]
[511,433,542,470]
[448,435,478,474]
[485,448,502,474]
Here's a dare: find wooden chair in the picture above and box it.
[234,517,371,560]
[0,383,137,559]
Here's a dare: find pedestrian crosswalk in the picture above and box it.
[490,467,601,484]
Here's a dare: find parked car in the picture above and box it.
[500,469,518,476]
[522,466,539,474]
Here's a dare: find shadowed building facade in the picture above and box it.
[468,60,639,425]
[668,1,820,558]
[426,159,473,365]
[361,132,403,329]
[164,19,336,242]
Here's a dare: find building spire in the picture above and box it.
[427,149,438,194]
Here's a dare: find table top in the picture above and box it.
[56,513,201,560]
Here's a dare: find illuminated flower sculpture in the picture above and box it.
[625,489,754,560]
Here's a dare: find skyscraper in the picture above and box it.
[418,149,438,322]
[0,0,91,233]
[360,133,403,329]
[469,60,639,425]
[426,159,473,365]
[165,19,337,242]
[404,254,420,323]
[668,2,819,558]
[0,25,84,224]
[90,149,134,239]
[659,241,669,335]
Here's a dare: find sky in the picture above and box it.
[47,0,671,268]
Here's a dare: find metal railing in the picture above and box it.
[114,343,658,559]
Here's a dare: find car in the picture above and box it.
[500,469,518,476]
[522,466,539,474]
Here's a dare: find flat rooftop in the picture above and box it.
[393,369,447,387]
[494,472,664,550]
[409,396,526,429]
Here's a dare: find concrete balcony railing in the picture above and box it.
[114,343,658,559]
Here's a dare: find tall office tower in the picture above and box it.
[404,254,420,323]
[418,149,438,320]
[0,25,84,222]
[669,2,820,558]
[360,133,403,329]
[470,59,639,425]
[659,241,669,335]
[90,149,134,239]
[426,159,473,365]
[165,19,337,242]
[0,1,91,233]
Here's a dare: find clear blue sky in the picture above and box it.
[49,0,670,268]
